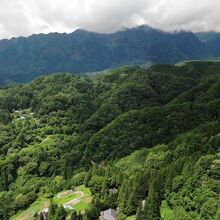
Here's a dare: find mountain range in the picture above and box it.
[0,25,220,84]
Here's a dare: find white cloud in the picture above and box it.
[0,0,219,39]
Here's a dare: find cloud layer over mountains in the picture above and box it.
[0,0,219,39]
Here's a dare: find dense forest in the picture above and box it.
[0,61,219,219]
[1,25,220,84]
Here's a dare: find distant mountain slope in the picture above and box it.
[0,25,218,85]
[196,32,220,42]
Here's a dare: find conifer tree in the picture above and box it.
[48,201,58,220]
[70,210,78,220]
[136,201,143,220]
[143,171,161,220]
[3,168,8,191]
[101,181,108,200]
[54,206,67,220]
[84,168,92,186]
[118,180,129,214]
[127,189,139,215]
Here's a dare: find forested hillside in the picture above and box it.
[0,61,219,219]
[0,25,220,85]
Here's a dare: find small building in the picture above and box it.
[16,116,26,121]
[142,200,146,210]
[108,188,118,194]
[100,209,116,220]
[63,204,73,210]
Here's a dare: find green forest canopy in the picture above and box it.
[0,61,219,219]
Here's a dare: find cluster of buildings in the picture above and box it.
[37,207,117,220]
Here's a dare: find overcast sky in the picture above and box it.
[0,0,219,39]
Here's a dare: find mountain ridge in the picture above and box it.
[0,25,219,85]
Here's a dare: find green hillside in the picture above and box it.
[0,61,219,219]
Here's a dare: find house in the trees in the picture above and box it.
[16,116,26,121]
[99,208,116,220]
[108,188,118,194]
[142,200,146,210]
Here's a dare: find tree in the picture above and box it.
[54,206,67,220]
[70,210,78,220]
[88,175,106,195]
[136,201,143,220]
[101,181,108,200]
[84,169,92,187]
[200,198,218,219]
[85,199,101,220]
[48,201,58,220]
[127,190,139,215]
[143,171,162,220]
[118,179,131,214]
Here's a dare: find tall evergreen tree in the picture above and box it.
[54,206,67,220]
[118,180,129,214]
[48,201,58,220]
[127,189,139,215]
[101,181,108,200]
[70,210,78,220]
[84,168,92,187]
[143,171,162,220]
[136,201,144,220]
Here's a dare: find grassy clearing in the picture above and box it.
[72,185,92,212]
[126,216,136,220]
[54,193,80,205]
[40,135,57,147]
[11,185,92,219]
[10,197,50,220]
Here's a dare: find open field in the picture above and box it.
[10,197,50,220]
[10,185,92,219]
[72,185,92,212]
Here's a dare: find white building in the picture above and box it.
[99,209,116,220]
[16,116,26,121]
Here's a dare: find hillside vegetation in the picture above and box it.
[0,61,219,219]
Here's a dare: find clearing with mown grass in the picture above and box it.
[10,185,92,220]
[72,185,92,212]
[10,197,50,220]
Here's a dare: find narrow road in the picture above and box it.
[63,191,84,207]
[63,191,84,206]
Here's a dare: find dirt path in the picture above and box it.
[63,191,84,206]
[57,190,74,198]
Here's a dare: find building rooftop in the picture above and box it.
[100,208,116,220]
